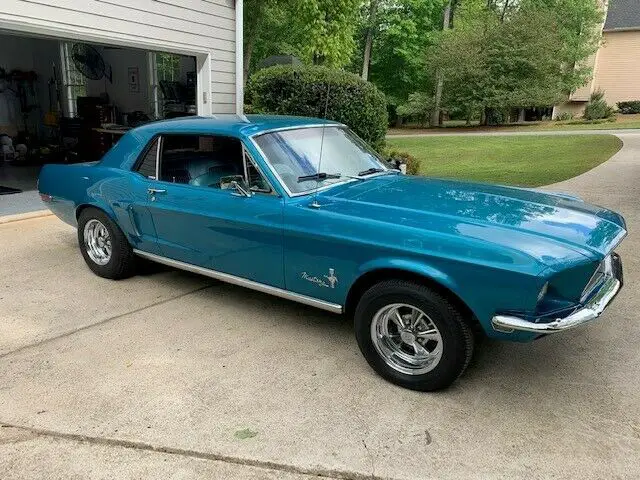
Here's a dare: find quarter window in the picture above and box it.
[245,149,272,193]
[136,138,159,179]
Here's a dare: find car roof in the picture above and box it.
[132,114,342,138]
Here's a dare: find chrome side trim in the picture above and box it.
[132,249,344,314]
[155,135,162,181]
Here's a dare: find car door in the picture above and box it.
[144,133,285,289]
[117,137,163,255]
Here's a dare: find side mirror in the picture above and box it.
[389,157,407,175]
[220,175,252,197]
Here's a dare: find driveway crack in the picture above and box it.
[0,421,394,480]
[0,284,215,360]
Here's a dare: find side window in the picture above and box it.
[245,149,273,194]
[159,135,244,188]
[135,138,159,179]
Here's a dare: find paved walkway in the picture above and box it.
[0,191,45,216]
[1,135,639,479]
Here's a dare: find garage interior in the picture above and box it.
[0,31,197,209]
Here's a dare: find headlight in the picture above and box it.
[537,282,549,303]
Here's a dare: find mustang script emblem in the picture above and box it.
[302,268,338,289]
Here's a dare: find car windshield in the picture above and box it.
[253,126,388,195]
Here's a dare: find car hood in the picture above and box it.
[323,175,626,266]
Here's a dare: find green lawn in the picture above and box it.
[386,134,623,187]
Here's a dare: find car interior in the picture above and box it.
[159,135,244,188]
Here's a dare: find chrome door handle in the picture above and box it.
[148,188,166,194]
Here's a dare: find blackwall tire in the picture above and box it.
[354,280,474,391]
[77,207,137,280]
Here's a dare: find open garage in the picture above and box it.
[0,0,241,215]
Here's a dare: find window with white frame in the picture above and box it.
[149,52,182,119]
[156,52,181,82]
[60,42,87,117]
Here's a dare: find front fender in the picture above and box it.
[350,257,541,343]
[356,257,462,300]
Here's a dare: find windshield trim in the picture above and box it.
[249,125,389,198]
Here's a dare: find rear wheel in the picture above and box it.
[77,207,137,279]
[354,280,474,391]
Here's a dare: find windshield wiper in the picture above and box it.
[297,172,343,183]
[357,167,385,176]
[297,171,368,183]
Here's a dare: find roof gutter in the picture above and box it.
[235,0,244,116]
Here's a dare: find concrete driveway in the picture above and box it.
[1,135,640,479]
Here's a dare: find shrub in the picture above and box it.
[386,149,420,175]
[555,112,574,121]
[247,65,388,150]
[396,92,434,127]
[583,90,615,120]
[566,117,615,125]
[617,100,640,114]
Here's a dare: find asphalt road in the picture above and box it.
[1,134,639,479]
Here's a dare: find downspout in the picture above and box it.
[236,0,244,115]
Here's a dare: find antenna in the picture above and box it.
[310,82,331,209]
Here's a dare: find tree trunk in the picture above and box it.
[430,1,452,127]
[500,0,510,23]
[242,1,265,85]
[361,0,379,81]
[243,40,254,86]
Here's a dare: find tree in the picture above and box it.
[361,0,379,80]
[295,0,361,66]
[430,0,453,126]
[352,0,444,107]
[243,0,293,84]
[243,0,361,84]
[424,0,603,124]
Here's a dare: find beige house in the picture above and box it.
[554,0,640,118]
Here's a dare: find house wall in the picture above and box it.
[593,30,640,105]
[552,101,588,120]
[0,0,238,115]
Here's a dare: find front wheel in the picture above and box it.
[354,280,474,391]
[77,207,137,280]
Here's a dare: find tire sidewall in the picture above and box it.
[355,284,469,391]
[77,208,126,278]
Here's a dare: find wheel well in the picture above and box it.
[345,268,477,326]
[75,204,103,220]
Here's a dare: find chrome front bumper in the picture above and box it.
[492,254,622,334]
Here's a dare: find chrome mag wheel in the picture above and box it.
[370,303,444,375]
[83,219,112,266]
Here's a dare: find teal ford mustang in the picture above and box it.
[38,115,626,391]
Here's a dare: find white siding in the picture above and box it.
[0,0,238,114]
